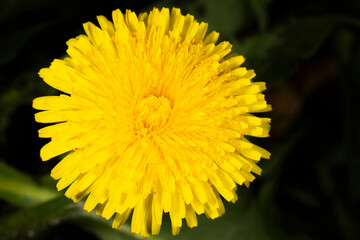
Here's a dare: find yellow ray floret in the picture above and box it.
[33,7,271,237]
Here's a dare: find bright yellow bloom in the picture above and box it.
[33,7,271,237]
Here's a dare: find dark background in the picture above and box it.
[0,0,359,239]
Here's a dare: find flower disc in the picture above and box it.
[33,7,271,237]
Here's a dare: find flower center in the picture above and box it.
[136,95,172,130]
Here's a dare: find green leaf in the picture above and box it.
[0,161,58,207]
[159,0,253,39]
[234,15,360,88]
[197,0,249,38]
[73,213,159,240]
[247,0,273,31]
[261,129,304,178]
[0,161,151,240]
[158,200,272,240]
[257,128,304,212]
[0,196,79,240]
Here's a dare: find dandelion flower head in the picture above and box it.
[33,7,271,237]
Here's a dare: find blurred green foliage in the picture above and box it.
[0,0,359,239]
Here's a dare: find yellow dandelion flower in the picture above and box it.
[33,7,271,237]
